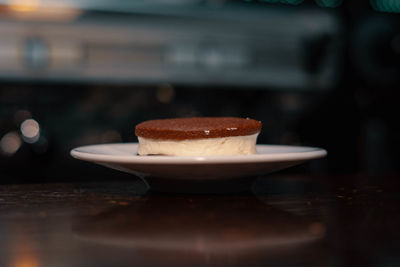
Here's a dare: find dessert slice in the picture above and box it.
[135,117,261,156]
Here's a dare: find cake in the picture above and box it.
[135,117,261,156]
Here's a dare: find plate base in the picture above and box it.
[144,176,257,194]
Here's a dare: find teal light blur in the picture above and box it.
[259,0,304,5]
[315,0,343,8]
[371,0,400,13]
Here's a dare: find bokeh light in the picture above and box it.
[20,118,40,144]
[308,222,327,237]
[7,0,39,12]
[0,131,22,156]
[371,0,400,13]
[156,84,175,103]
[315,0,343,8]
[6,0,82,21]
[260,0,304,5]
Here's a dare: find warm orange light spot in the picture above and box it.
[6,0,82,21]
[309,222,326,237]
[12,255,40,267]
[7,0,39,12]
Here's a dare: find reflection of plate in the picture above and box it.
[70,143,326,192]
[73,195,326,265]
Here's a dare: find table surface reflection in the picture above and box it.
[0,173,399,267]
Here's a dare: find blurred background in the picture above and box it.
[0,0,399,183]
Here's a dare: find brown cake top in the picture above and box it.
[135,117,261,140]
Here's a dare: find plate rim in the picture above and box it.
[70,143,327,164]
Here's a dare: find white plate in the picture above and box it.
[71,143,326,182]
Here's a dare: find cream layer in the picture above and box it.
[137,133,259,156]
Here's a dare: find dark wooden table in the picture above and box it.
[1,173,399,267]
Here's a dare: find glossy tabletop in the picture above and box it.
[0,174,399,267]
